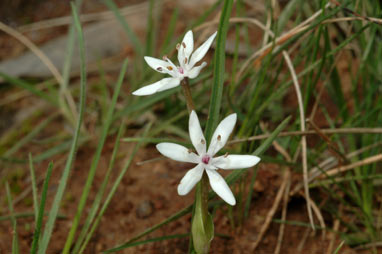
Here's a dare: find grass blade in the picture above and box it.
[71,123,125,253]
[5,182,20,254]
[0,72,58,106]
[31,162,54,254]
[62,58,129,253]
[38,3,87,253]
[80,123,152,253]
[28,153,39,223]
[204,0,234,142]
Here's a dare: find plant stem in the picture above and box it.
[181,78,195,112]
[181,77,211,253]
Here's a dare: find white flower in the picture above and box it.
[132,30,217,96]
[156,111,261,205]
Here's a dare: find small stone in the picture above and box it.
[135,200,154,219]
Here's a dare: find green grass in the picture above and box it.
[0,0,381,253]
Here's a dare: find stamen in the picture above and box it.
[167,66,173,71]
[202,155,210,164]
[182,42,186,48]
[224,152,229,158]
[156,67,163,71]
[201,139,205,144]
[162,55,168,60]
[217,135,221,141]
[188,149,193,154]
[184,57,188,64]
[176,43,180,50]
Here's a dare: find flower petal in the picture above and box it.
[132,78,178,96]
[212,155,260,170]
[144,56,175,76]
[178,31,194,68]
[206,169,235,205]
[189,110,206,156]
[189,31,217,68]
[156,78,181,92]
[186,62,207,79]
[207,113,237,156]
[177,163,204,195]
[156,143,199,163]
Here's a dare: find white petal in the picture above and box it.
[189,31,217,68]
[156,143,199,163]
[206,169,235,205]
[212,155,260,170]
[178,31,194,67]
[177,163,204,195]
[189,111,206,156]
[132,78,178,96]
[156,78,181,92]
[207,113,237,156]
[144,56,168,73]
[186,62,207,79]
[144,56,177,77]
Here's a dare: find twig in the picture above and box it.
[282,51,314,230]
[259,122,292,254]
[236,3,331,82]
[251,170,290,251]
[0,21,78,122]
[307,119,348,164]
[274,170,291,254]
[297,228,312,254]
[322,153,382,178]
[228,128,382,144]
[195,17,275,39]
[291,141,382,195]
[0,22,63,84]
[326,217,340,254]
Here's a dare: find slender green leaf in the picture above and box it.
[62,59,129,253]
[38,3,87,253]
[31,162,54,254]
[5,182,19,254]
[28,153,39,223]
[71,123,125,253]
[80,123,152,253]
[204,0,234,143]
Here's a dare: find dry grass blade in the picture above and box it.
[229,128,382,144]
[321,153,382,178]
[274,171,291,254]
[0,22,77,120]
[282,51,315,230]
[0,22,63,84]
[252,169,290,251]
[291,141,382,196]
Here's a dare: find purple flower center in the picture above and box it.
[202,155,210,164]
[178,67,184,74]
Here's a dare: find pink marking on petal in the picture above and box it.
[202,155,210,164]
[178,67,184,74]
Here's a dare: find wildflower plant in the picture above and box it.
[132,26,260,253]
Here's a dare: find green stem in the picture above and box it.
[181,78,195,112]
[195,173,209,222]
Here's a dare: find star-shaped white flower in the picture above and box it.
[156,111,261,205]
[132,30,217,96]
